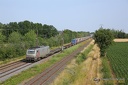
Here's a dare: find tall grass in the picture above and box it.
[101,57,113,85]
[51,43,94,85]
[76,45,93,64]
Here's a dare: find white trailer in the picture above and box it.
[26,46,50,61]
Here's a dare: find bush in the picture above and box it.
[76,45,93,64]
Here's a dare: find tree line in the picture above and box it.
[110,29,128,38]
[0,20,89,60]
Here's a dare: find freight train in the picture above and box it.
[26,36,91,61]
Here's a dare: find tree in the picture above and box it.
[94,28,114,57]
[24,30,37,47]
[110,29,127,38]
[8,32,22,43]
[0,22,3,29]
[117,30,126,38]
[18,20,34,35]
[0,32,5,43]
[63,29,73,43]
[42,24,58,38]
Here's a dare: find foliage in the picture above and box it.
[107,42,128,84]
[1,20,58,38]
[24,30,37,47]
[94,28,114,57]
[0,45,16,60]
[101,57,113,85]
[8,32,22,43]
[0,32,5,43]
[42,24,58,38]
[110,29,127,38]
[76,44,93,64]
[0,21,89,61]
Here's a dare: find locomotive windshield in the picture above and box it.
[27,50,35,54]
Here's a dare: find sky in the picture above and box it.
[0,0,128,32]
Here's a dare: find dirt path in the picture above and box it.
[84,44,103,85]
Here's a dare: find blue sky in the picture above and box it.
[0,0,128,32]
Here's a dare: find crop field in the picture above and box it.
[114,39,128,42]
[106,42,128,84]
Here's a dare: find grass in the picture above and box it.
[76,44,93,64]
[101,57,114,85]
[0,39,91,85]
[0,55,26,66]
[51,42,94,85]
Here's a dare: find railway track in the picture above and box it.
[0,61,33,82]
[0,45,71,82]
[0,61,27,74]
[0,38,91,82]
[24,40,91,85]
[0,61,21,70]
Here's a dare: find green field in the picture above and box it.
[106,42,128,84]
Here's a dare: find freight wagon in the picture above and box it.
[71,36,91,45]
[71,39,78,45]
[26,46,50,61]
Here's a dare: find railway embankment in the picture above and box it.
[0,39,92,85]
[50,40,100,85]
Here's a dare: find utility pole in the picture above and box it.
[61,30,64,51]
[36,29,39,47]
[100,24,104,28]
